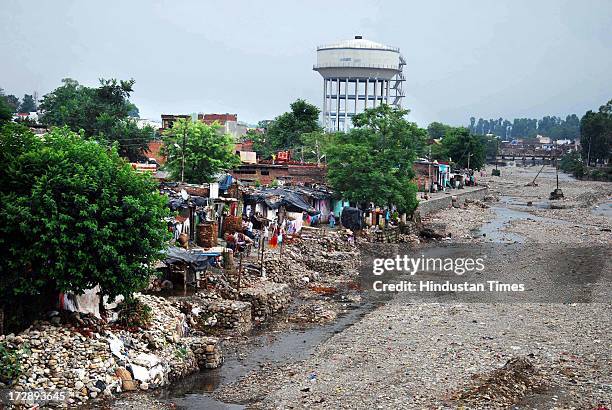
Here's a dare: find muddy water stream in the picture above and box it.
[156,296,385,409]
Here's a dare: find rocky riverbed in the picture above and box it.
[224,165,611,409]
[7,166,608,410]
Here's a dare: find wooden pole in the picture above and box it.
[237,252,243,292]
[259,232,265,276]
[181,124,187,183]
[183,263,187,296]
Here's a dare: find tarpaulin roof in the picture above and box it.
[218,174,233,191]
[162,247,220,271]
[244,187,321,215]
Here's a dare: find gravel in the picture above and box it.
[244,165,612,409]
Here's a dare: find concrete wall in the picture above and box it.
[417,187,488,216]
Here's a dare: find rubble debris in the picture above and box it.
[186,297,253,333]
[289,300,337,323]
[0,293,223,407]
[464,198,491,208]
[451,357,546,408]
[419,227,446,240]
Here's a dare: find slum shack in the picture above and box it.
[241,186,329,232]
[155,246,223,294]
[161,177,243,248]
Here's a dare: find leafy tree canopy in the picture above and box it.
[162,118,241,184]
[38,78,154,161]
[431,126,486,170]
[18,94,37,113]
[468,114,580,140]
[0,124,170,303]
[326,105,425,214]
[580,99,612,165]
[0,97,12,124]
[0,88,20,113]
[427,122,450,139]
[256,99,322,158]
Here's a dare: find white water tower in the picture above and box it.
[314,35,405,132]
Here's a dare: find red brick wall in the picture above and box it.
[146,140,166,165]
[199,113,237,125]
[235,140,254,152]
[230,164,326,185]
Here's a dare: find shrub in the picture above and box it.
[0,341,25,384]
[117,297,153,329]
[0,124,170,307]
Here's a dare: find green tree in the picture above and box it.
[559,151,586,178]
[249,129,274,159]
[127,103,140,118]
[39,78,154,161]
[0,97,12,125]
[162,118,240,184]
[300,130,338,163]
[427,122,449,139]
[326,105,425,214]
[433,127,486,169]
[18,94,37,112]
[0,88,20,113]
[0,124,169,305]
[262,99,322,156]
[481,134,500,159]
[581,99,612,165]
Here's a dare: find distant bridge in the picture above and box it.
[493,147,565,160]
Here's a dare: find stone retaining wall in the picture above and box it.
[185,336,223,369]
[239,281,292,322]
[195,298,252,333]
[417,187,489,216]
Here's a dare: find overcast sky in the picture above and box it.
[1,0,611,126]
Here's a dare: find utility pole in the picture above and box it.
[316,139,321,166]
[467,151,471,171]
[587,135,592,167]
[495,139,499,171]
[427,145,432,192]
[556,157,559,190]
[180,123,187,183]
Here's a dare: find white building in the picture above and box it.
[133,118,162,130]
[537,135,551,144]
[314,36,405,132]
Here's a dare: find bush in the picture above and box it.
[117,297,153,329]
[0,124,170,309]
[0,341,25,384]
[590,169,606,181]
[559,151,586,178]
